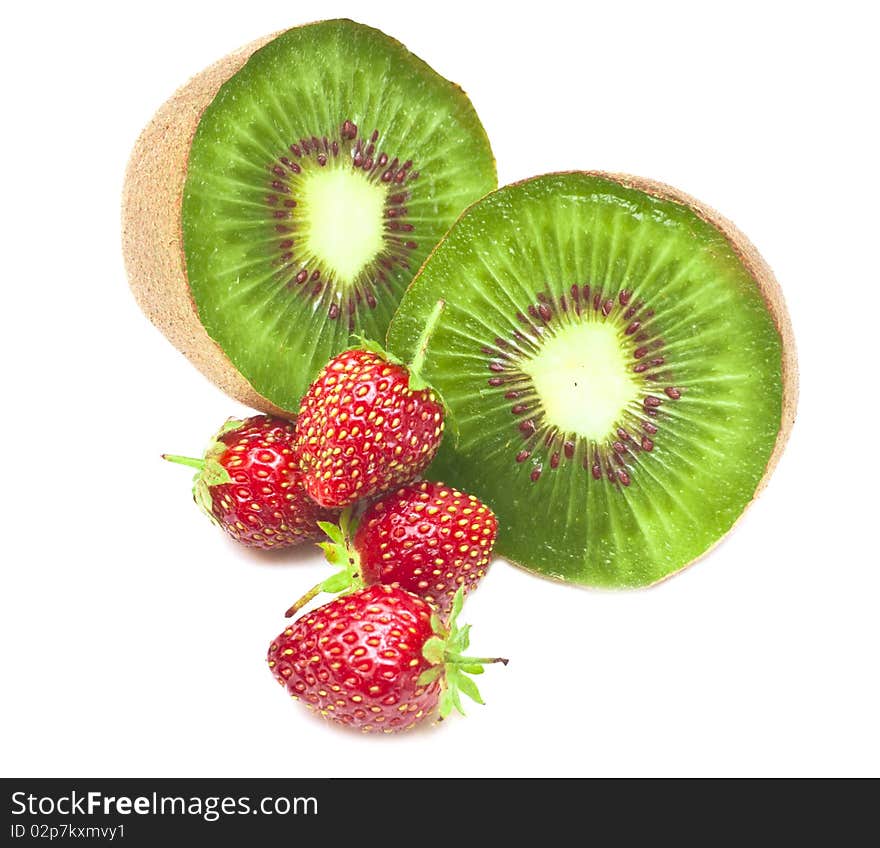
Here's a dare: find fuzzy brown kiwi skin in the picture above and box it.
[397,171,798,589]
[121,30,288,416]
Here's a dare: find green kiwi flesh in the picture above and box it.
[183,20,496,410]
[388,173,795,588]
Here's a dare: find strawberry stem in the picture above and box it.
[420,588,508,719]
[285,582,322,618]
[409,298,445,382]
[161,454,205,471]
[449,656,509,666]
[284,507,364,617]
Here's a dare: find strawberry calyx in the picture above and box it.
[284,506,363,617]
[409,299,461,443]
[407,298,446,391]
[350,298,444,393]
[417,588,508,719]
[347,333,435,392]
[162,417,242,522]
[347,334,403,366]
[350,304,459,444]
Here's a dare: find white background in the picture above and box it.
[2,1,877,778]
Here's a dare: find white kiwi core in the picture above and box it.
[299,168,386,283]
[521,322,640,441]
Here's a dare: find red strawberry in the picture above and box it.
[285,481,497,618]
[294,347,444,508]
[268,584,506,732]
[163,415,337,549]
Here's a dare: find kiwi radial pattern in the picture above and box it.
[388,173,797,588]
[122,20,496,413]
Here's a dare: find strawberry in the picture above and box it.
[163,415,337,549]
[285,481,497,618]
[294,347,444,508]
[268,585,506,732]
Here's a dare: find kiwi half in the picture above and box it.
[388,172,797,588]
[122,20,496,413]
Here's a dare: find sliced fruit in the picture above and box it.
[388,172,797,587]
[122,19,496,413]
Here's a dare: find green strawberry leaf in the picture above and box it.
[450,588,465,624]
[337,504,361,540]
[436,393,460,447]
[444,589,470,653]
[316,508,362,575]
[449,623,471,655]
[215,417,245,438]
[406,371,432,394]
[317,541,341,564]
[422,637,446,665]
[455,672,485,706]
[347,335,405,367]
[321,570,354,594]
[444,666,460,690]
[317,521,345,546]
[438,687,455,720]
[450,681,465,716]
[416,666,444,687]
[201,458,231,488]
[192,477,217,525]
[430,612,447,638]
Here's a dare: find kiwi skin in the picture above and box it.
[121,30,285,414]
[399,171,798,587]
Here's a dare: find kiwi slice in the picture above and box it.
[388,172,797,588]
[122,20,495,413]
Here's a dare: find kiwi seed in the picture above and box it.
[263,119,421,330]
